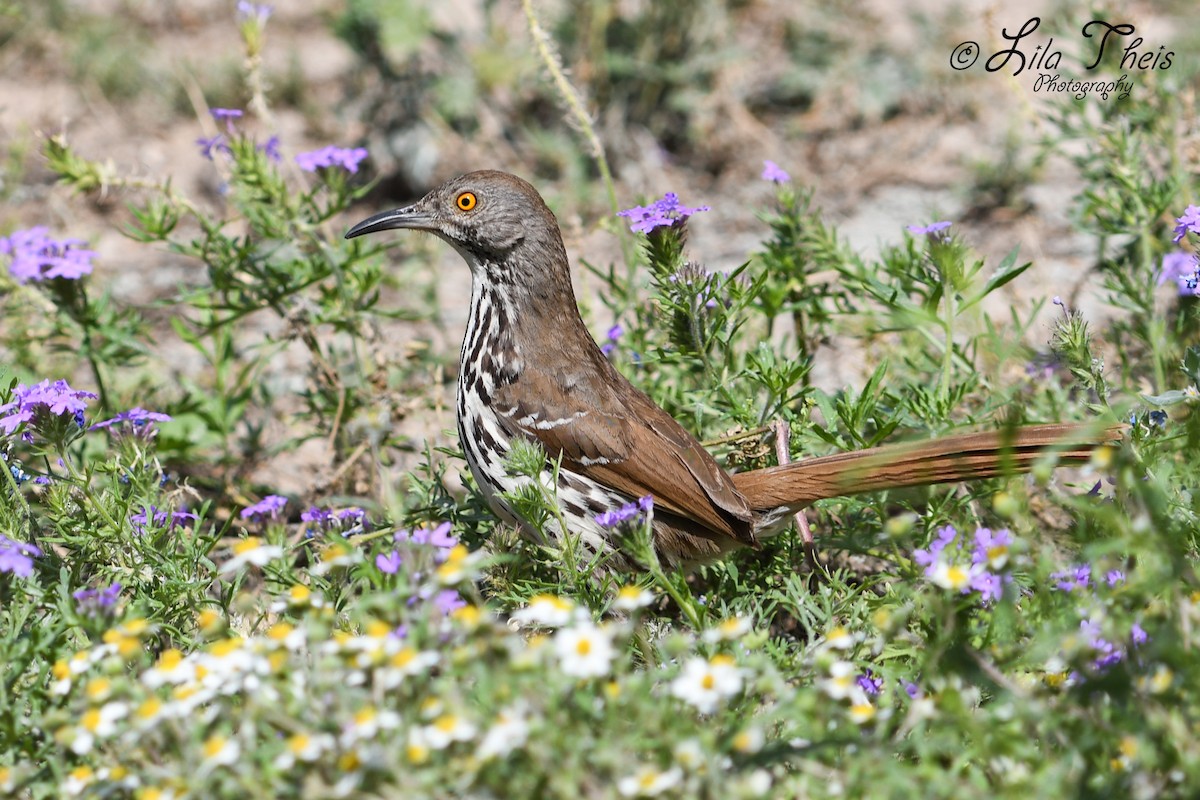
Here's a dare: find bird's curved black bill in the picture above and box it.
[344,205,435,239]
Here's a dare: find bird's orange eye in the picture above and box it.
[456,191,478,211]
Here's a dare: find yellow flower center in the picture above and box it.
[232,537,262,556]
[575,638,593,656]
[701,674,716,691]
[289,584,312,603]
[288,734,311,754]
[157,649,183,670]
[53,660,70,680]
[81,708,102,732]
[203,735,227,759]
[137,698,162,720]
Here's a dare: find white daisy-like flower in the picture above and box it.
[703,615,752,643]
[341,706,401,746]
[273,732,335,770]
[511,594,576,627]
[142,648,196,688]
[63,765,96,796]
[669,654,745,714]
[731,725,764,754]
[819,660,858,699]
[134,786,177,800]
[133,696,166,729]
[202,733,240,767]
[377,647,439,690]
[434,545,483,585]
[476,708,530,760]
[264,621,307,651]
[1184,385,1199,401]
[50,650,92,695]
[311,540,362,575]
[823,626,857,651]
[737,768,774,797]
[929,560,982,592]
[554,622,617,678]
[672,738,705,771]
[617,765,683,797]
[612,585,655,612]
[847,690,877,724]
[270,583,328,613]
[219,536,284,574]
[423,713,477,749]
[405,726,432,765]
[70,701,129,755]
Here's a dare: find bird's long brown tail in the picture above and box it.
[731,423,1122,513]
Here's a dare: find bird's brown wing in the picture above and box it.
[494,371,756,546]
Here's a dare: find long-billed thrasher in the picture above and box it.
[346,170,1117,569]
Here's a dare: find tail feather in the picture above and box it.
[732,423,1122,513]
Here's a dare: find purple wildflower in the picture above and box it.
[1131,622,1148,646]
[257,135,282,163]
[211,108,243,134]
[73,582,122,615]
[903,682,921,699]
[1171,204,1200,243]
[130,506,196,534]
[1105,569,1125,587]
[236,1,273,24]
[912,525,958,571]
[376,550,403,574]
[600,323,624,357]
[970,571,1007,604]
[1159,252,1200,296]
[433,590,467,616]
[0,534,41,577]
[241,494,287,522]
[856,670,883,696]
[396,521,457,549]
[1051,564,1091,593]
[90,407,171,433]
[906,221,953,237]
[196,134,230,160]
[0,379,97,436]
[1,227,95,283]
[617,192,710,234]
[971,527,1012,568]
[761,160,791,184]
[595,495,654,529]
[295,145,369,174]
[301,506,333,527]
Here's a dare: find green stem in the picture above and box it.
[940,285,956,404]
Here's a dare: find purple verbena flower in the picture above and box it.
[236,1,273,24]
[295,145,369,174]
[73,582,122,615]
[130,505,197,535]
[761,160,791,184]
[1052,564,1092,593]
[1,227,95,283]
[1105,569,1125,587]
[912,525,958,570]
[906,221,953,237]
[197,134,230,160]
[601,324,624,356]
[376,550,403,574]
[1131,622,1148,646]
[241,494,287,522]
[971,527,1012,569]
[0,379,97,436]
[1171,204,1200,244]
[617,192,710,234]
[396,521,456,549]
[433,589,467,616]
[257,134,282,163]
[90,407,171,434]
[856,670,883,696]
[595,495,654,528]
[1159,252,1200,297]
[0,534,41,577]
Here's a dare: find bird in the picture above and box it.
[346,170,1118,570]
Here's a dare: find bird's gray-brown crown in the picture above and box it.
[345,170,565,265]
